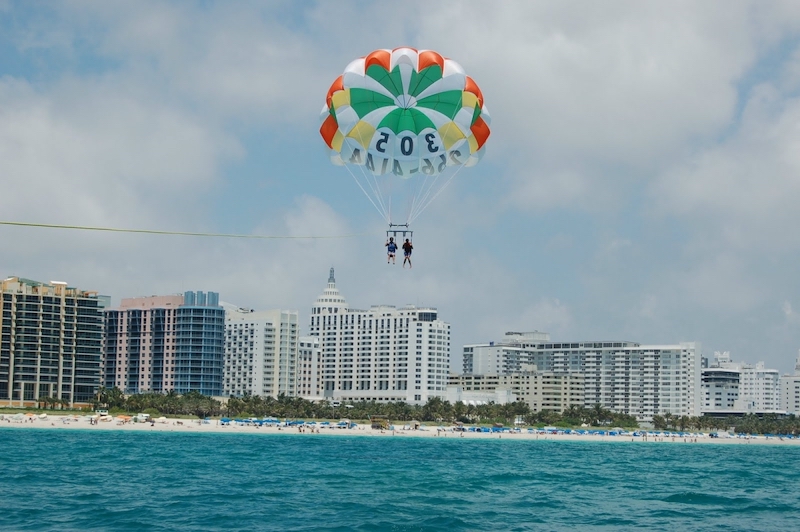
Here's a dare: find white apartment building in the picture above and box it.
[780,351,800,415]
[297,336,321,400]
[463,332,701,421]
[223,307,298,398]
[447,366,585,413]
[702,351,782,414]
[463,332,550,374]
[309,268,450,405]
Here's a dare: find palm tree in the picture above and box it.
[590,404,607,426]
[107,387,125,409]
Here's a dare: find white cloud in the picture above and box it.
[651,83,800,253]
[0,76,241,228]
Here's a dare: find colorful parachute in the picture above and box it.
[320,47,490,226]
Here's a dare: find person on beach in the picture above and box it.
[402,239,413,268]
[386,237,397,264]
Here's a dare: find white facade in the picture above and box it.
[463,332,550,374]
[447,367,584,413]
[780,351,800,415]
[741,362,781,411]
[309,268,450,405]
[445,386,516,406]
[297,336,321,400]
[223,307,298,398]
[463,334,701,421]
[702,351,781,414]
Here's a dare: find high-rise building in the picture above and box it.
[780,351,800,415]
[701,352,742,412]
[223,307,298,398]
[104,291,224,396]
[447,367,585,413]
[463,332,701,421]
[297,336,321,399]
[1,277,106,406]
[309,268,450,404]
[701,351,782,414]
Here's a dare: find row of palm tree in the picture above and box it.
[36,396,72,410]
[94,387,221,419]
[729,413,800,435]
[91,387,639,428]
[652,412,800,435]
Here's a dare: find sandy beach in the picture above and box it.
[2,413,798,446]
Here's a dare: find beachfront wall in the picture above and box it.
[0,277,105,407]
[307,268,450,405]
[103,292,224,397]
[462,336,702,422]
[445,386,517,406]
[223,308,299,399]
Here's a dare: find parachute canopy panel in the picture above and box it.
[321,47,490,226]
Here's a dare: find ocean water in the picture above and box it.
[0,429,798,531]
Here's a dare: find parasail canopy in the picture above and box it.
[320,47,490,226]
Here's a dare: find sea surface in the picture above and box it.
[1,428,798,531]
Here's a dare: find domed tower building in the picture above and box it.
[309,268,450,405]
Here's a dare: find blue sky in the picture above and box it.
[2,0,800,372]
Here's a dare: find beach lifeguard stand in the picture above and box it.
[370,415,390,430]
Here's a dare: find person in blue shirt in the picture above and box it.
[386,237,397,264]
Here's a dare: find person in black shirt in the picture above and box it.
[402,239,413,269]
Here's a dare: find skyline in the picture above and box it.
[3,1,800,373]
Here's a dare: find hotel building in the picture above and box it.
[1,277,106,406]
[223,307,298,398]
[309,268,450,404]
[701,351,782,415]
[463,332,701,421]
[297,336,321,399]
[780,351,800,415]
[447,367,585,413]
[103,291,224,396]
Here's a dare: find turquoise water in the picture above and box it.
[1,429,798,531]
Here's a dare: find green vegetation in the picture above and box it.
[87,387,638,428]
[653,412,800,435]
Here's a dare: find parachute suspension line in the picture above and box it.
[0,220,372,239]
[408,163,467,225]
[386,165,395,225]
[406,109,467,223]
[406,169,440,225]
[351,127,391,224]
[343,163,389,223]
[355,160,391,223]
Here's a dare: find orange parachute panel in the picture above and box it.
[365,49,391,71]
[418,50,445,72]
[319,113,339,149]
[464,76,484,108]
[326,76,344,108]
[470,115,490,150]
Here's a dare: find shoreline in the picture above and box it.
[2,414,798,446]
